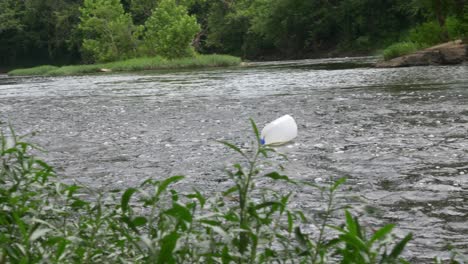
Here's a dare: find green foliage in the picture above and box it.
[382,1,468,61]
[408,20,445,45]
[203,0,425,58]
[332,211,413,263]
[383,42,421,60]
[7,55,241,76]
[129,0,159,25]
[2,0,465,65]
[0,121,416,263]
[446,16,468,40]
[0,0,81,67]
[79,0,138,62]
[205,0,253,56]
[142,0,200,59]
[8,65,59,76]
[0,0,24,33]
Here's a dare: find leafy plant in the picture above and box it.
[142,0,200,59]
[383,42,420,60]
[0,121,414,263]
[408,20,445,46]
[78,0,138,62]
[332,211,412,264]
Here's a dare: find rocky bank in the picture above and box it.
[377,40,467,68]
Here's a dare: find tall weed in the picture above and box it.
[0,121,415,263]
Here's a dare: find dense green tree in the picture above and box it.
[204,1,252,56]
[0,0,82,68]
[0,0,25,67]
[79,0,138,62]
[1,0,467,68]
[142,0,200,58]
[129,0,159,25]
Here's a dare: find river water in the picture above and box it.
[0,57,467,262]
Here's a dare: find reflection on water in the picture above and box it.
[0,58,467,261]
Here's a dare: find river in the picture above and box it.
[0,57,467,261]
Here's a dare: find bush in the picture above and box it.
[408,20,445,46]
[383,42,420,60]
[446,16,468,40]
[0,121,415,263]
[142,0,200,59]
[79,0,138,62]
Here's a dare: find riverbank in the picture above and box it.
[7,54,241,76]
[377,40,467,67]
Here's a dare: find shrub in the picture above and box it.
[383,42,420,60]
[446,16,468,40]
[142,0,200,59]
[408,20,445,46]
[79,0,138,63]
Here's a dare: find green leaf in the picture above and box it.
[186,189,206,208]
[199,219,221,226]
[255,201,282,210]
[294,227,309,249]
[157,175,185,197]
[249,118,261,144]
[264,171,295,183]
[345,210,357,235]
[35,159,53,171]
[65,184,81,198]
[221,246,233,264]
[121,188,137,213]
[338,233,368,252]
[331,177,347,191]
[164,203,193,223]
[388,233,413,259]
[132,216,148,227]
[158,231,179,264]
[223,186,238,196]
[287,211,293,233]
[71,199,89,209]
[368,224,395,246]
[217,140,246,158]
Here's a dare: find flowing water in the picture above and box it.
[0,57,467,261]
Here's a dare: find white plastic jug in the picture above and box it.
[261,115,297,145]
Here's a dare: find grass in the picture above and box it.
[8,65,59,76]
[0,120,421,263]
[382,42,421,61]
[7,54,242,76]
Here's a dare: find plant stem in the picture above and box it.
[312,186,335,264]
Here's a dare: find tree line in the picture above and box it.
[1,0,467,68]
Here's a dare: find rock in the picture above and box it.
[99,68,112,72]
[376,40,467,68]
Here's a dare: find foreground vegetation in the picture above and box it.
[8,55,241,76]
[0,121,420,263]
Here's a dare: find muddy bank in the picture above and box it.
[0,57,467,261]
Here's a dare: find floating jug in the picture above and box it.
[261,115,297,145]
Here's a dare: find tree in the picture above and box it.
[0,0,25,66]
[0,0,82,67]
[79,0,137,62]
[129,0,158,25]
[142,0,200,58]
